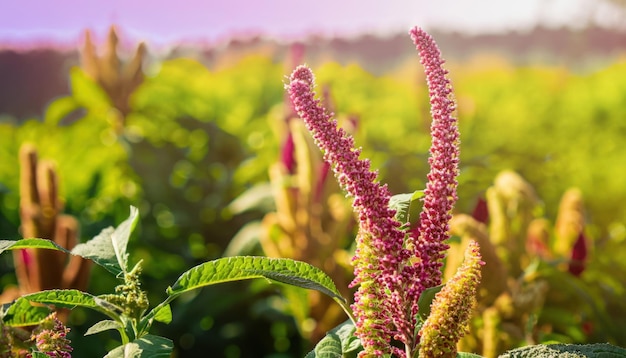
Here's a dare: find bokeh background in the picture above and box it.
[1,0,626,357]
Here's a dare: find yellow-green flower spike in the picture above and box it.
[419,240,483,358]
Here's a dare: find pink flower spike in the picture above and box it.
[288,26,463,356]
[287,65,412,356]
[408,26,460,291]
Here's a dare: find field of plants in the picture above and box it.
[1,26,625,357]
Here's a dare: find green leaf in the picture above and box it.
[0,238,69,255]
[138,303,172,334]
[407,190,425,227]
[389,193,413,223]
[85,320,123,336]
[389,190,424,224]
[457,353,484,358]
[167,256,345,304]
[71,206,139,276]
[2,297,50,327]
[23,289,118,319]
[104,335,174,358]
[305,338,342,358]
[30,352,50,358]
[24,289,97,309]
[335,320,361,353]
[498,343,626,357]
[305,320,362,358]
[153,304,172,324]
[417,284,444,322]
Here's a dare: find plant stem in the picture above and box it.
[334,298,357,325]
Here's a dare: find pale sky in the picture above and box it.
[0,0,622,46]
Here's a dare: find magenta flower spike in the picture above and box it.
[408,26,460,291]
[287,25,464,357]
[288,66,411,356]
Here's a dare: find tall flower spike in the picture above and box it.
[419,240,483,358]
[408,27,460,291]
[288,66,411,356]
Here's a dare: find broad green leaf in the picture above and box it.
[71,206,139,275]
[94,296,125,315]
[305,320,362,358]
[85,320,123,336]
[110,206,140,273]
[499,343,626,357]
[104,335,174,358]
[30,352,49,358]
[457,353,484,358]
[22,289,118,318]
[417,284,444,322]
[0,238,69,255]
[167,256,345,304]
[153,304,172,324]
[305,337,342,358]
[334,320,361,353]
[71,226,120,275]
[24,289,96,309]
[139,303,172,333]
[2,297,50,327]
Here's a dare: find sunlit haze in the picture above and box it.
[0,0,622,47]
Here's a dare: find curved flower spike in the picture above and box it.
[408,26,460,291]
[419,240,483,358]
[288,26,465,357]
[287,66,410,356]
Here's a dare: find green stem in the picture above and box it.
[137,295,177,335]
[334,297,357,325]
[118,326,130,345]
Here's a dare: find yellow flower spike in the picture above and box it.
[488,170,540,277]
[554,188,586,258]
[419,240,483,358]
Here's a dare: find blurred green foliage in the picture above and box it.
[1,46,625,357]
[455,60,626,235]
[0,67,135,236]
